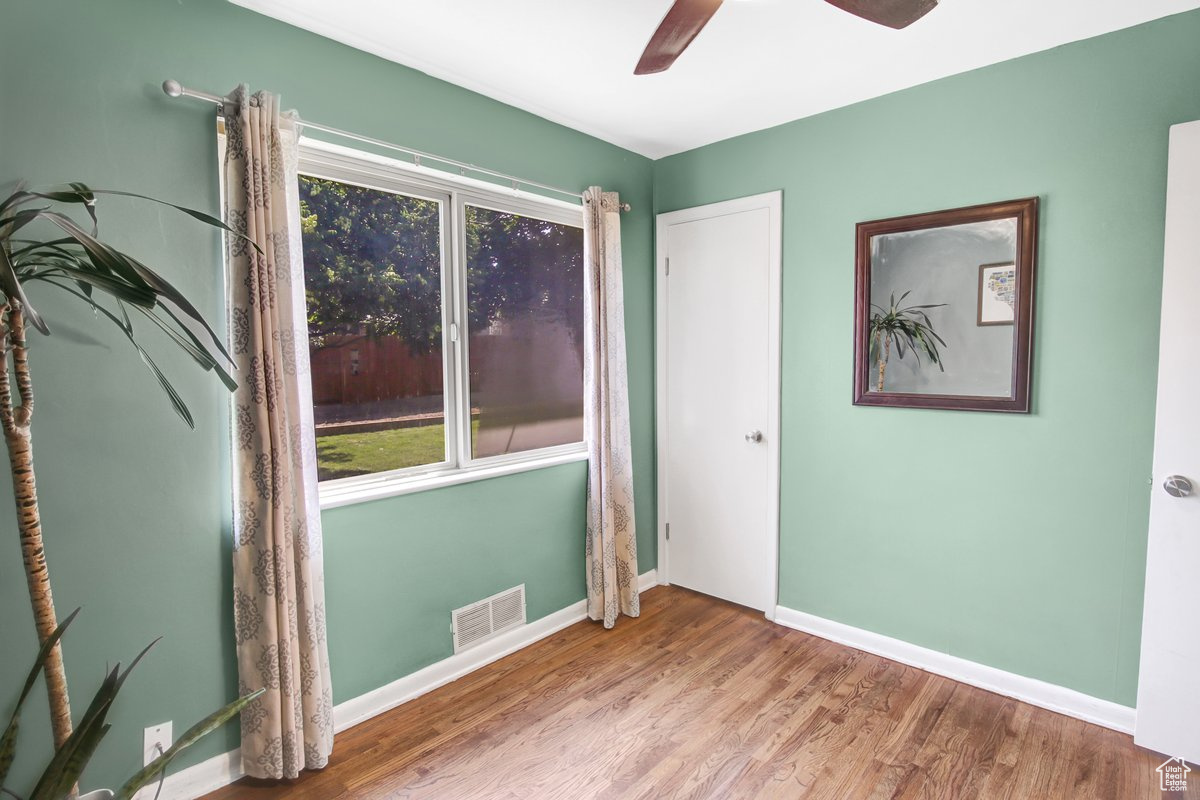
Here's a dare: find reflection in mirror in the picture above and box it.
[869,218,1016,397]
[853,197,1038,413]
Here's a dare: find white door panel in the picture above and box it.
[1135,120,1200,763]
[657,194,781,613]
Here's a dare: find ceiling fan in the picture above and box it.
[634,0,938,75]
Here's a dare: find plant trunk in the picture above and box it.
[876,336,891,392]
[1,306,73,749]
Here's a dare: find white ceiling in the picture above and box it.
[231,0,1200,159]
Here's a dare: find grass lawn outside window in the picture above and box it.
[315,421,481,481]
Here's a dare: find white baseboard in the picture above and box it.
[161,569,659,799]
[773,605,1137,735]
[149,748,241,800]
[637,569,660,593]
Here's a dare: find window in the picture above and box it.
[464,205,584,459]
[297,142,586,502]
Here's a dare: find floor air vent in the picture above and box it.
[452,584,526,653]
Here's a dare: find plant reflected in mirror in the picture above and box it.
[868,290,946,392]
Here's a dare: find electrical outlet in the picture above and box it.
[143,721,172,767]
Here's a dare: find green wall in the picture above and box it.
[655,11,1200,708]
[0,0,654,793]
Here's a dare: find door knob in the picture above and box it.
[745,430,763,443]
[1164,475,1193,498]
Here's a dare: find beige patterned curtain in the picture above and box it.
[224,85,334,779]
[583,187,640,629]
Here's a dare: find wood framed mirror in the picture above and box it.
[853,197,1039,412]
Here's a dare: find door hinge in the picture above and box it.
[666,522,670,541]
[665,257,670,276]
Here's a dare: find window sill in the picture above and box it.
[318,448,590,510]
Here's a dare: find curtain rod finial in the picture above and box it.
[162,79,183,98]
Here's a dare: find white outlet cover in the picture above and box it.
[143,721,172,767]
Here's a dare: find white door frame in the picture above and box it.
[655,191,783,619]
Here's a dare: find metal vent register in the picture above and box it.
[451,585,526,653]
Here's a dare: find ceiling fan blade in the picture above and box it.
[823,0,938,29]
[635,0,724,75]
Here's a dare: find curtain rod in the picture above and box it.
[161,80,631,211]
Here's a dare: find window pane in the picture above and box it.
[299,176,446,481]
[465,206,585,459]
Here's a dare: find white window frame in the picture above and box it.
[298,139,588,509]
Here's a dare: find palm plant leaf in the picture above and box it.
[15,238,235,382]
[0,184,230,237]
[0,182,248,425]
[0,243,49,334]
[113,688,266,800]
[0,183,98,232]
[16,250,159,307]
[37,279,200,427]
[91,189,230,231]
[28,665,119,800]
[0,609,81,788]
[132,304,238,393]
[38,209,233,359]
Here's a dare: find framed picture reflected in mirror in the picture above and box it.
[852,197,1039,412]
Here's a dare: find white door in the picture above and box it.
[1135,120,1200,764]
[656,192,781,614]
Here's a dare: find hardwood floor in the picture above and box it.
[207,586,1195,799]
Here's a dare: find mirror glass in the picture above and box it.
[868,218,1017,397]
